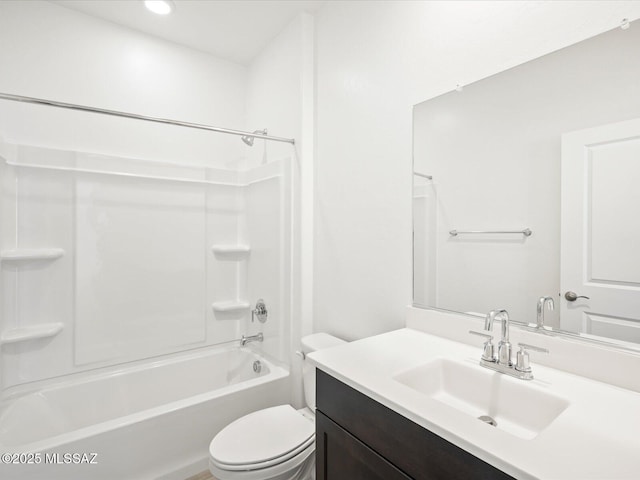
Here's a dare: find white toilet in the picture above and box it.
[208,333,345,480]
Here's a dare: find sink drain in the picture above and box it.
[478,415,497,427]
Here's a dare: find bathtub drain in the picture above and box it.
[253,360,262,373]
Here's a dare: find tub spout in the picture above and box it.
[240,333,263,346]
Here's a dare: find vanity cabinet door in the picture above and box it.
[316,410,412,480]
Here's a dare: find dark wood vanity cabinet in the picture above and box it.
[315,370,514,480]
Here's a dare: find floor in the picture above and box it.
[185,471,216,480]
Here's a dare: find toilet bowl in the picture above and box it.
[209,333,345,480]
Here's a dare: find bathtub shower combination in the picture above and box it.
[0,94,296,480]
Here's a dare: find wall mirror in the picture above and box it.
[412,20,640,350]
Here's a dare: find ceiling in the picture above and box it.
[51,0,326,65]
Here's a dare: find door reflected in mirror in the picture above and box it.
[412,20,640,349]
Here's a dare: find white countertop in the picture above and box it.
[308,328,640,480]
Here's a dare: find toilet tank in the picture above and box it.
[301,333,346,410]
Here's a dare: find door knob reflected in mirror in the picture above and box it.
[564,291,590,302]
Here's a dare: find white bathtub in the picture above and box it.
[0,345,290,480]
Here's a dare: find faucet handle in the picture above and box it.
[469,330,492,340]
[469,330,496,362]
[252,299,268,323]
[518,342,548,353]
[515,343,549,373]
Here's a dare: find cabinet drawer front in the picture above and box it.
[316,411,412,480]
[317,369,514,480]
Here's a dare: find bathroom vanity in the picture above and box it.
[309,320,640,480]
[316,369,512,479]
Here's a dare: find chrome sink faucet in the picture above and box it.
[485,309,512,366]
[536,296,554,330]
[469,308,549,380]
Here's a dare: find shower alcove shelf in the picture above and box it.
[211,301,251,313]
[0,323,64,345]
[0,248,65,262]
[211,245,251,255]
[1,248,65,344]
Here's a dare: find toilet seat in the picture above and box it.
[212,436,315,471]
[209,405,315,472]
[209,443,314,480]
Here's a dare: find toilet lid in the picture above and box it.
[210,405,315,467]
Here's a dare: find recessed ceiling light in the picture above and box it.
[144,0,175,16]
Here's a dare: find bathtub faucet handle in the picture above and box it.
[252,299,268,323]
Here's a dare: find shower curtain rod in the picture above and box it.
[0,92,296,144]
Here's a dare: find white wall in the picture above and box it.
[0,0,247,167]
[245,15,309,169]
[313,0,640,340]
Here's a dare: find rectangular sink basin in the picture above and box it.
[393,358,570,439]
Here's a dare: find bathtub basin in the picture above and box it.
[0,345,289,480]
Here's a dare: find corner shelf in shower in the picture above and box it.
[0,248,65,262]
[211,301,251,313]
[0,322,64,345]
[211,245,251,255]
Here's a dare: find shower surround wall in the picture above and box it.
[0,139,291,390]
